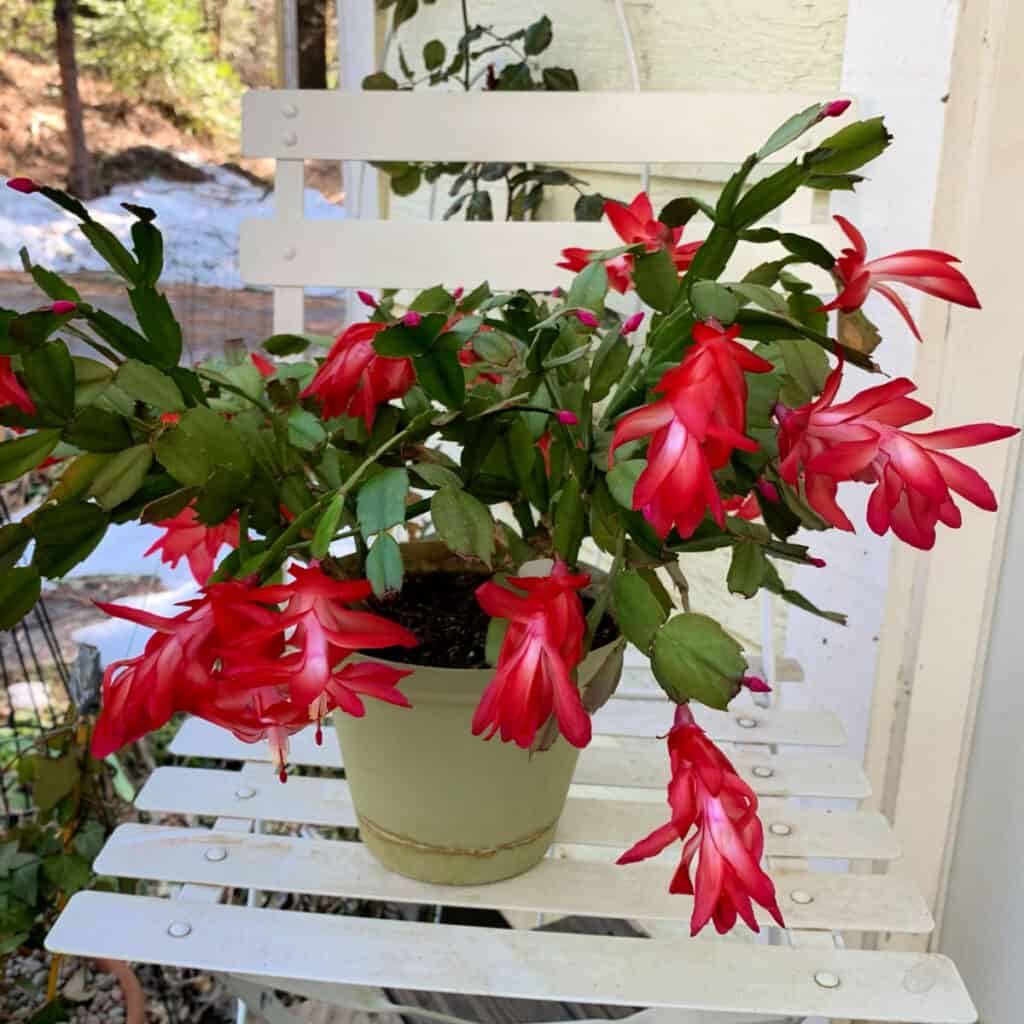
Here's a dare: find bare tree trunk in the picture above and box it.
[53,0,97,198]
[297,0,327,89]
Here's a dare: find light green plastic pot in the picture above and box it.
[334,542,621,886]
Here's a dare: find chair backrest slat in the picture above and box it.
[240,90,855,315]
[240,217,837,292]
[242,90,848,164]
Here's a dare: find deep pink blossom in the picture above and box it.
[474,561,592,749]
[776,360,1018,549]
[622,311,645,335]
[576,309,599,328]
[821,216,981,340]
[555,409,579,425]
[356,290,378,309]
[301,321,415,430]
[50,300,76,315]
[818,98,851,120]
[6,177,39,194]
[617,705,784,936]
[402,311,422,327]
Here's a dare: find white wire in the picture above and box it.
[612,0,649,195]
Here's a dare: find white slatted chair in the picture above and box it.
[46,90,976,1024]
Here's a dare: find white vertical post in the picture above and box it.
[780,0,960,770]
[336,0,381,323]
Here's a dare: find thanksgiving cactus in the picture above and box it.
[1,101,1016,936]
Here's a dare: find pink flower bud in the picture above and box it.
[550,287,564,299]
[555,410,579,425]
[50,301,77,315]
[818,99,851,121]
[453,286,464,302]
[7,177,39,194]
[741,675,772,693]
[356,290,378,309]
[160,412,181,425]
[622,311,645,335]
[576,309,599,328]
[402,311,422,327]
[808,556,827,568]
[756,479,780,503]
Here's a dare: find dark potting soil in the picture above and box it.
[364,571,618,669]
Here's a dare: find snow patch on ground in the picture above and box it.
[0,160,345,290]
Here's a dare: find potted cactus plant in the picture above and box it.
[1,100,1016,936]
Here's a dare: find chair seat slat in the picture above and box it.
[170,718,866,798]
[95,823,931,934]
[135,766,895,860]
[47,892,973,1023]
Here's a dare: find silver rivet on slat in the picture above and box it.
[167,921,192,938]
[814,971,841,989]
[769,822,792,837]
[204,846,227,863]
[737,716,758,729]
[282,246,296,261]
[752,765,774,778]
[790,890,814,905]
[282,103,298,118]
[234,786,256,800]
[283,131,298,147]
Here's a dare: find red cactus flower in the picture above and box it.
[776,359,1018,549]
[227,563,418,721]
[617,704,784,936]
[0,356,37,415]
[90,582,278,758]
[6,177,39,194]
[300,321,415,430]
[458,340,503,386]
[251,352,275,377]
[820,216,981,340]
[610,322,772,538]
[473,560,592,749]
[143,505,240,584]
[557,192,701,295]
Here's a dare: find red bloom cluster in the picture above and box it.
[610,322,772,538]
[558,193,701,294]
[144,504,240,584]
[821,216,980,340]
[618,705,784,936]
[301,321,415,430]
[0,356,36,415]
[91,566,418,779]
[473,560,591,749]
[776,361,1019,549]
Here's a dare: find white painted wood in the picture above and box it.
[240,217,841,292]
[135,766,896,860]
[335,0,380,222]
[598,701,845,746]
[271,159,306,334]
[97,823,932,934]
[46,892,975,1023]
[242,90,855,165]
[170,717,867,798]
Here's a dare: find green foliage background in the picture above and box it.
[0,0,283,137]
